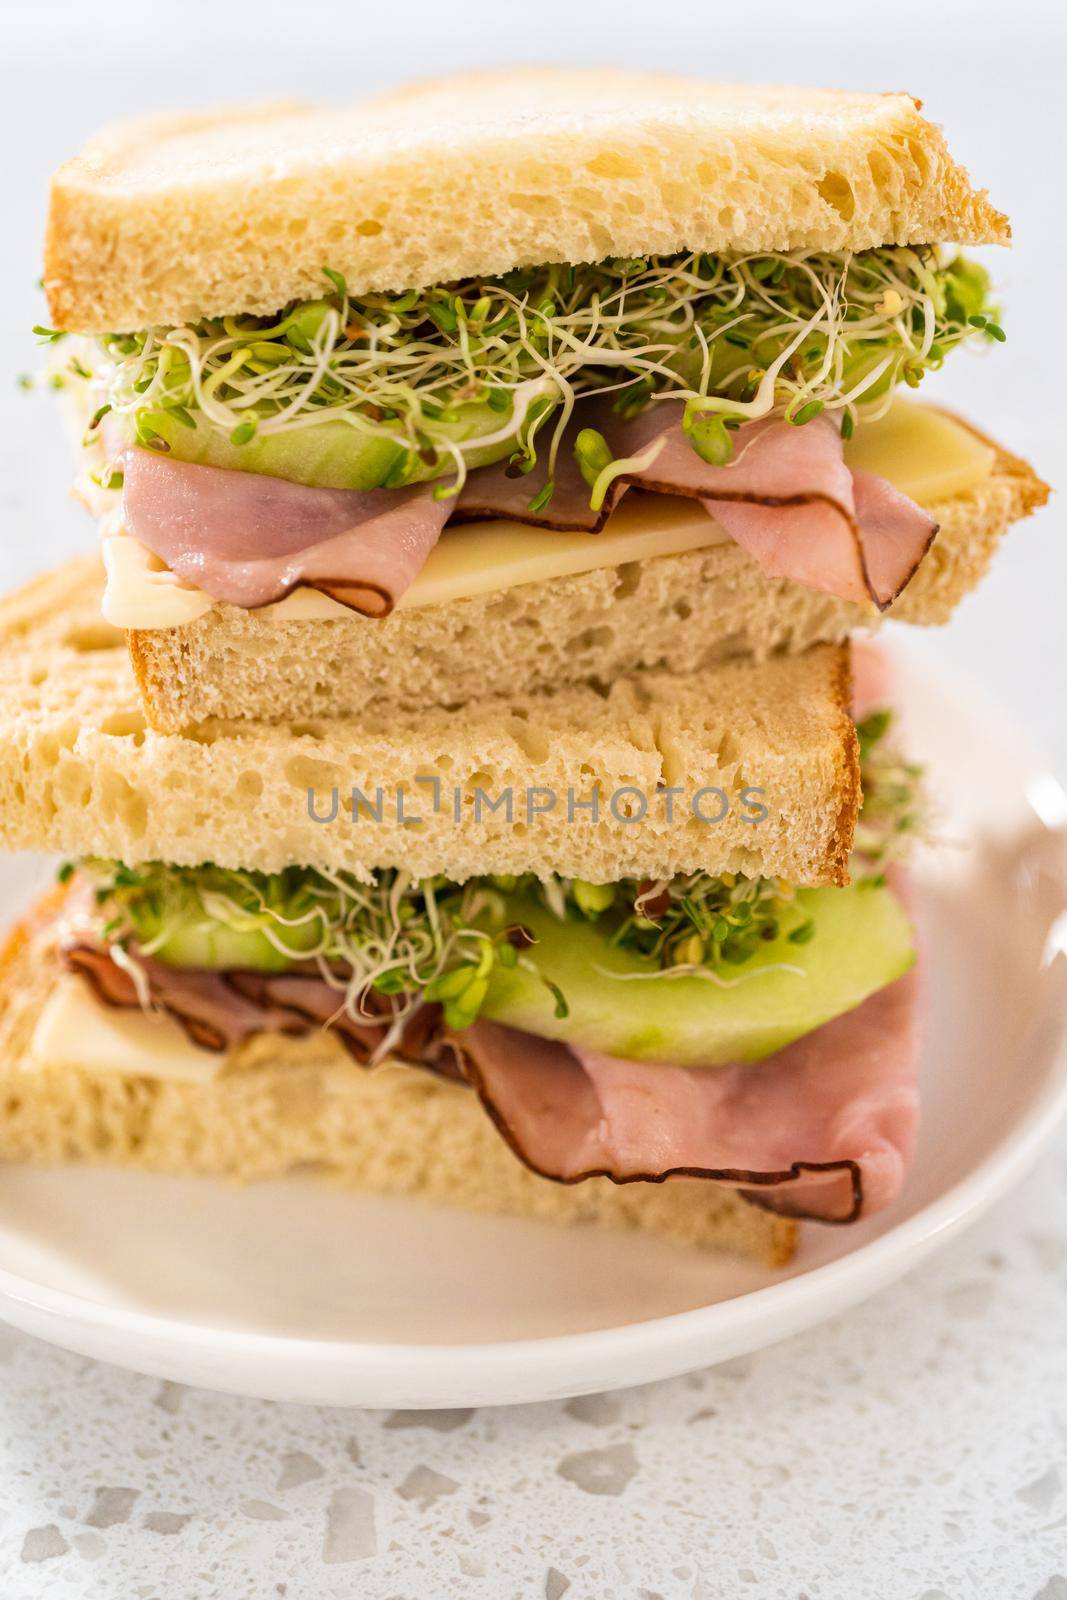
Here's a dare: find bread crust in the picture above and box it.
[0,909,796,1267]
[890,417,1048,623]
[45,72,1008,332]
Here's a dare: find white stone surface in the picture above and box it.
[0,1,1065,1594]
[0,1149,1065,1598]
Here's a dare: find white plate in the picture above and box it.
[0,645,1065,1408]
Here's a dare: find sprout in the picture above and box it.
[852,711,928,872]
[230,418,257,446]
[89,247,999,503]
[585,436,666,513]
[683,408,734,464]
[572,880,616,918]
[574,427,613,488]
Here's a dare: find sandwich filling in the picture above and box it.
[54,248,1002,623]
[34,704,924,1224]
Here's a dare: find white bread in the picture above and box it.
[45,72,1008,332]
[0,560,858,886]
[130,421,1048,730]
[0,901,796,1267]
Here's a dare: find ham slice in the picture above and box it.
[121,400,937,617]
[63,942,315,1053]
[455,423,608,531]
[61,941,437,1064]
[598,407,937,609]
[850,636,896,721]
[457,401,937,609]
[452,963,920,1223]
[121,449,450,616]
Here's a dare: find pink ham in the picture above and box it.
[850,468,941,606]
[62,941,315,1053]
[62,939,436,1064]
[652,406,936,611]
[456,425,608,531]
[122,448,450,616]
[692,416,937,609]
[850,637,896,722]
[121,399,938,618]
[458,401,937,611]
[451,962,921,1223]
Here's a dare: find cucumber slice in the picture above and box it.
[481,885,915,1066]
[129,410,406,491]
[124,388,557,492]
[144,913,323,972]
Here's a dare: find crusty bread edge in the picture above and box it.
[830,643,862,885]
[44,75,1009,330]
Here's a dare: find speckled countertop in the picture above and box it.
[1,1134,1065,1600]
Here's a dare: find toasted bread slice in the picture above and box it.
[0,560,859,886]
[46,73,1007,331]
[0,900,796,1267]
[128,416,1047,730]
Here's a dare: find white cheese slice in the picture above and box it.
[102,535,215,628]
[100,399,996,630]
[395,494,731,612]
[844,400,995,503]
[31,975,224,1085]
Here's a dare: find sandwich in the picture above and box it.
[5,73,1042,1268]
[40,72,1045,729]
[0,566,920,1266]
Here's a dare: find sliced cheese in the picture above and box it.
[31,975,224,1085]
[100,399,996,630]
[394,494,730,612]
[845,400,995,503]
[102,534,215,628]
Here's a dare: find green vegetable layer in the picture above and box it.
[68,250,1000,502]
[479,883,913,1065]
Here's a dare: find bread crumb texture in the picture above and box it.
[0,560,858,886]
[46,73,1008,331]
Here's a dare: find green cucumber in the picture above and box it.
[143,913,323,972]
[123,388,558,492]
[481,884,914,1066]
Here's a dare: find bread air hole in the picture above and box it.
[585,152,642,180]
[508,723,550,764]
[99,711,146,740]
[867,147,895,190]
[509,192,562,218]
[716,731,742,767]
[613,562,642,599]
[573,625,614,652]
[817,170,856,221]
[63,622,123,652]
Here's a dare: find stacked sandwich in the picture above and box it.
[0,73,1046,1266]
